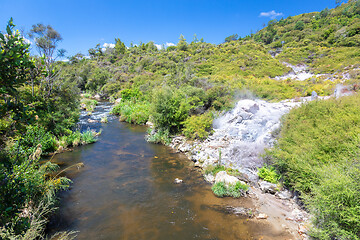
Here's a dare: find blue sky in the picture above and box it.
[0,0,342,57]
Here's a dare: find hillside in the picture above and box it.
[249,0,360,75]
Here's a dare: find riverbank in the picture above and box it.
[162,96,333,239]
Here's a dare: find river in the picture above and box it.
[47,102,292,240]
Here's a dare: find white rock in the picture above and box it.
[256,213,268,219]
[215,171,239,186]
[174,178,183,184]
[204,174,215,183]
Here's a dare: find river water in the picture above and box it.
[48,102,291,239]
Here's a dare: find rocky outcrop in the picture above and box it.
[170,97,330,184]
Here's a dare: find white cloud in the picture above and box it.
[103,43,115,48]
[155,44,162,50]
[259,10,283,19]
[166,42,175,47]
[23,37,32,44]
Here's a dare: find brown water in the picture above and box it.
[48,103,291,240]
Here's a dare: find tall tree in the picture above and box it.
[28,24,65,96]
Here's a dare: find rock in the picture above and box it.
[93,94,101,100]
[259,181,278,194]
[291,208,305,222]
[204,174,215,183]
[276,190,292,200]
[226,206,256,218]
[115,98,122,104]
[174,178,183,184]
[256,213,268,219]
[146,121,154,128]
[215,171,239,186]
[87,119,98,123]
[249,103,260,114]
[298,224,308,234]
[311,91,318,100]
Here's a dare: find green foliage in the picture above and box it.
[211,181,248,198]
[81,99,98,112]
[224,34,239,42]
[0,144,71,237]
[266,93,360,238]
[211,182,228,197]
[0,18,36,98]
[115,38,126,55]
[80,130,98,144]
[294,20,305,31]
[146,129,171,145]
[119,88,142,101]
[19,124,57,154]
[182,112,213,140]
[257,165,281,184]
[151,87,191,133]
[111,100,150,124]
[204,165,241,178]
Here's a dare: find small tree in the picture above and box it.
[177,34,188,51]
[115,38,126,54]
[224,34,238,42]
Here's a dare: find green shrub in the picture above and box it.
[147,129,171,145]
[18,125,57,155]
[182,112,213,140]
[151,87,191,133]
[81,130,97,144]
[211,182,228,197]
[120,88,143,101]
[111,100,150,124]
[257,165,280,184]
[211,181,248,198]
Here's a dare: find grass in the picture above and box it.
[204,165,241,178]
[211,181,249,198]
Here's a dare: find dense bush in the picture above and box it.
[151,87,192,133]
[182,112,213,140]
[267,93,360,239]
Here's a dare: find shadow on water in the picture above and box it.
[47,103,292,240]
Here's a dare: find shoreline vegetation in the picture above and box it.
[1,1,360,239]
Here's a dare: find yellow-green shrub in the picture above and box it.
[182,112,213,140]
